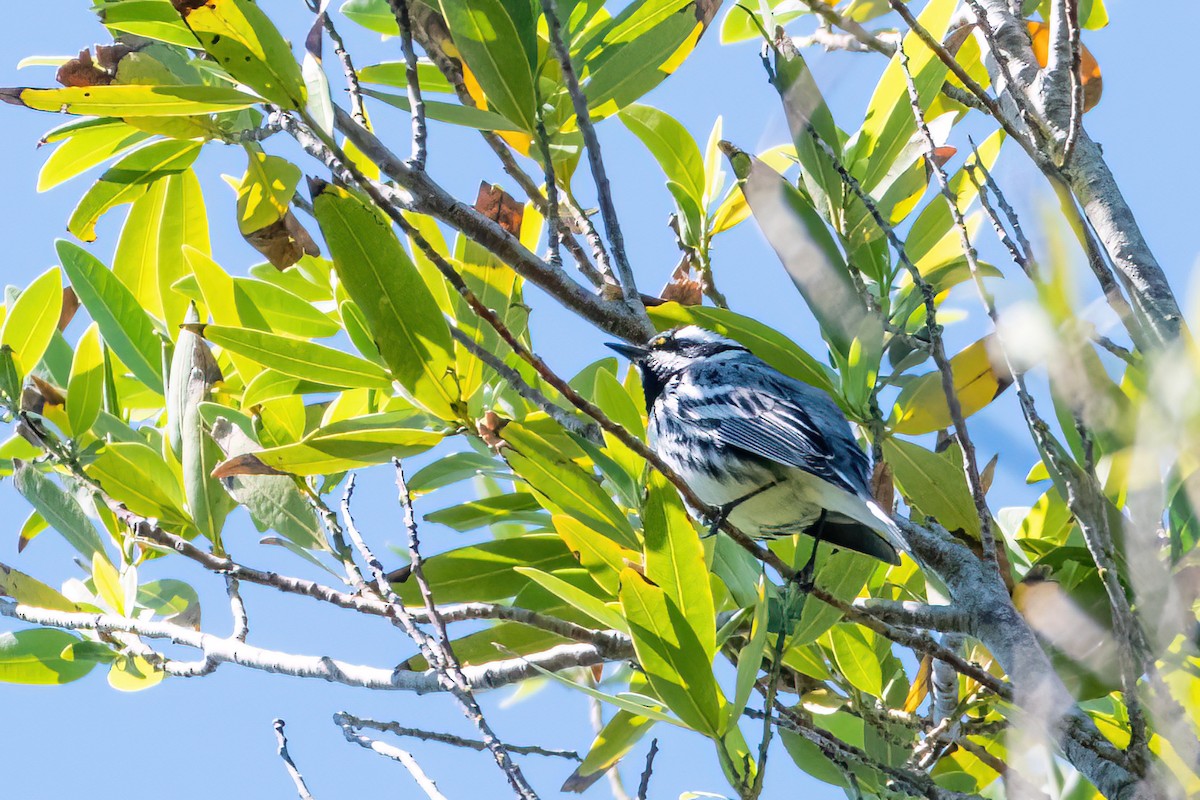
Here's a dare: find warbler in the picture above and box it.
[607,326,903,575]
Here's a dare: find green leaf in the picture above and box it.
[37,122,153,192]
[0,562,79,612]
[84,441,191,534]
[727,578,769,728]
[360,88,523,132]
[642,470,714,657]
[204,325,393,390]
[92,551,125,615]
[57,240,164,394]
[553,513,637,597]
[516,567,628,633]
[178,0,307,109]
[828,624,884,697]
[437,0,536,131]
[244,412,444,476]
[400,621,569,670]
[137,579,201,625]
[13,462,106,560]
[169,308,232,545]
[582,1,718,117]
[619,567,724,736]
[99,0,201,47]
[501,422,639,550]
[232,278,340,339]
[207,415,326,551]
[312,183,459,419]
[0,629,94,685]
[65,323,104,441]
[0,267,62,379]
[850,0,956,191]
[406,451,509,496]
[729,149,875,359]
[235,148,301,235]
[358,61,456,93]
[68,139,201,243]
[619,104,704,207]
[783,546,878,645]
[565,711,655,790]
[883,438,980,538]
[0,85,258,116]
[114,169,209,329]
[390,535,578,604]
[425,493,548,532]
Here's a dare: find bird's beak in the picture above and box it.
[605,341,649,361]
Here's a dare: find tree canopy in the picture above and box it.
[0,1,1197,798]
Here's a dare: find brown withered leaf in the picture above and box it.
[660,261,703,306]
[29,375,65,407]
[58,287,80,332]
[474,182,524,236]
[930,145,957,168]
[1027,22,1103,112]
[476,410,508,451]
[870,460,895,511]
[242,210,320,270]
[980,453,998,496]
[56,49,114,88]
[211,453,287,479]
[94,44,134,73]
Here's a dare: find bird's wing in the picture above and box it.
[680,364,871,496]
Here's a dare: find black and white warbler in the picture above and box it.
[608,326,903,575]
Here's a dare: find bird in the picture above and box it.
[607,325,904,582]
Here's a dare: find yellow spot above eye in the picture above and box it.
[651,336,668,347]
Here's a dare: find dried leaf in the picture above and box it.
[1027,22,1102,112]
[58,287,80,332]
[659,262,703,306]
[211,453,287,478]
[473,182,524,236]
[242,210,319,270]
[55,49,113,88]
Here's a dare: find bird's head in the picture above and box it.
[606,326,748,402]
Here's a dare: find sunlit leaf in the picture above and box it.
[0,629,94,685]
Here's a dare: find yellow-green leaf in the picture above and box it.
[204,325,393,390]
[0,84,257,116]
[0,267,62,379]
[178,0,307,109]
[245,412,444,475]
[891,335,1012,435]
[235,147,301,235]
[312,183,459,419]
[0,629,94,685]
[884,438,980,538]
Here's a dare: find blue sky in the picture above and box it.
[1,1,1196,798]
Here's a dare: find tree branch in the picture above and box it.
[336,713,581,761]
[273,719,317,800]
[336,716,449,800]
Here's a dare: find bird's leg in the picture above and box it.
[794,510,827,592]
[701,479,780,539]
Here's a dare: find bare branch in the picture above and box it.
[386,0,427,168]
[317,10,365,126]
[336,713,581,761]
[0,599,621,694]
[539,0,647,324]
[227,574,249,642]
[336,716,449,800]
[851,599,969,633]
[801,1,896,56]
[635,739,659,800]
[273,719,317,800]
[448,327,602,443]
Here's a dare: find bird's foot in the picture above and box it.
[701,505,730,539]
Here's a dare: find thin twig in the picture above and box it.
[635,739,659,800]
[336,713,581,760]
[896,41,1002,569]
[386,0,427,168]
[802,0,896,56]
[963,0,1047,142]
[1061,0,1084,164]
[273,719,317,800]
[540,0,646,322]
[319,10,366,126]
[227,574,249,642]
[337,717,449,800]
[394,460,541,799]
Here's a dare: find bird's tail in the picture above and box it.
[864,498,909,561]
